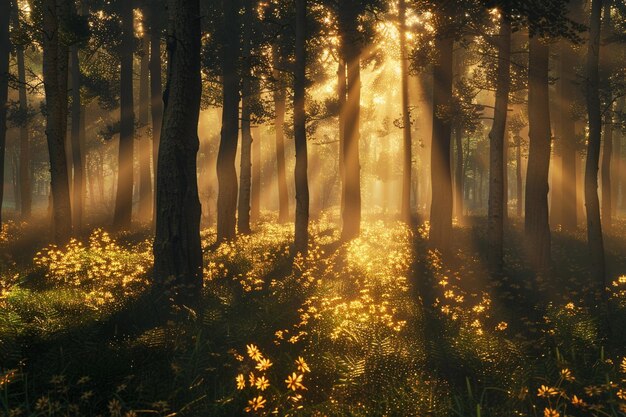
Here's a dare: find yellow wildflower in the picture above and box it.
[571,395,586,407]
[285,373,305,391]
[295,357,310,373]
[255,376,269,391]
[245,396,266,412]
[543,408,559,417]
[255,358,273,372]
[236,374,245,390]
[617,389,626,401]
[246,344,263,362]
[537,385,558,398]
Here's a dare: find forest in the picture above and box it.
[1,0,626,415]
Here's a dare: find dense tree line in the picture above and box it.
[0,0,625,300]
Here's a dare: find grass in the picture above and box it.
[1,215,626,416]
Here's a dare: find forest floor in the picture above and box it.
[1,215,626,416]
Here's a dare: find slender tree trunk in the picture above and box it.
[560,39,578,231]
[70,40,83,232]
[294,0,309,253]
[0,0,8,226]
[338,58,346,215]
[251,126,261,221]
[524,37,551,272]
[488,17,511,275]
[585,0,606,286]
[238,0,254,235]
[455,127,464,221]
[217,0,240,242]
[339,1,361,240]
[399,0,412,224]
[273,61,289,223]
[12,2,32,219]
[616,97,624,211]
[600,1,613,230]
[138,26,153,223]
[516,136,523,217]
[153,0,203,295]
[149,1,163,226]
[42,0,72,243]
[601,111,613,229]
[113,0,135,229]
[429,37,454,251]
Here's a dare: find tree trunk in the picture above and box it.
[524,37,551,272]
[601,112,612,229]
[0,0,8,226]
[149,1,163,226]
[616,97,624,211]
[251,126,261,221]
[585,0,606,286]
[454,127,464,221]
[516,136,523,217]
[12,2,31,219]
[238,0,254,235]
[138,25,153,223]
[42,0,72,243]
[113,0,135,230]
[217,0,240,242]
[338,58,346,215]
[273,63,289,223]
[560,39,578,231]
[70,40,83,232]
[339,1,361,240]
[293,0,309,253]
[399,0,412,224]
[153,0,203,295]
[488,17,511,275]
[429,37,454,251]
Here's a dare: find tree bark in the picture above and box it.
[272,60,289,223]
[429,37,454,251]
[153,0,203,295]
[217,0,240,242]
[0,0,7,226]
[516,135,523,218]
[616,97,624,210]
[454,127,464,221]
[42,0,72,243]
[294,0,309,254]
[488,17,511,275]
[524,37,551,272]
[338,58,346,215]
[601,111,612,229]
[12,2,32,219]
[399,0,412,224]
[113,0,135,230]
[149,0,163,226]
[560,38,578,231]
[339,1,361,240]
[238,0,254,235]
[138,23,153,223]
[251,126,261,222]
[585,0,606,287]
[70,40,83,232]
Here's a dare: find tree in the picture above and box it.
[149,0,164,226]
[113,0,135,230]
[153,0,203,296]
[0,0,9,227]
[584,0,606,287]
[138,10,153,223]
[487,14,511,275]
[42,0,73,244]
[273,45,289,223]
[599,0,613,230]
[238,0,255,235]
[12,0,32,219]
[338,0,362,240]
[429,36,454,251]
[294,0,309,253]
[399,0,413,224]
[217,0,240,242]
